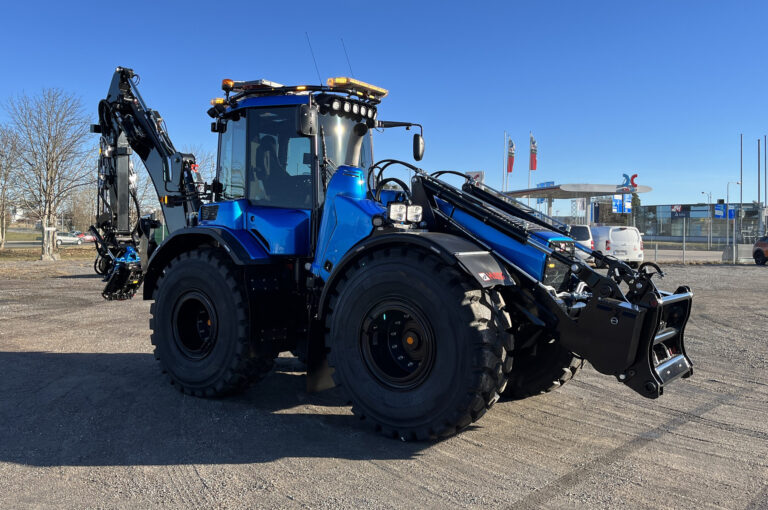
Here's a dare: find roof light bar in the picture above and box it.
[223,78,285,93]
[327,77,388,99]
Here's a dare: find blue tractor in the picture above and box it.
[90,67,694,440]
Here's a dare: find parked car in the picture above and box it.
[568,224,594,262]
[590,225,644,268]
[56,232,83,246]
[753,236,768,265]
[78,232,96,242]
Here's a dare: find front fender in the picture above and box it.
[316,231,513,319]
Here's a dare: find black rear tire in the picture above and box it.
[150,248,273,397]
[501,336,582,399]
[755,250,767,265]
[326,247,508,440]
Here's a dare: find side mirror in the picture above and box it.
[211,119,227,133]
[413,133,424,161]
[298,104,318,136]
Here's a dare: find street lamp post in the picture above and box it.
[727,181,741,263]
[701,191,712,249]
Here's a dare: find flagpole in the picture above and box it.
[503,131,508,192]
[527,131,532,206]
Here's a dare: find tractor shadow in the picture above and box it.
[0,352,427,467]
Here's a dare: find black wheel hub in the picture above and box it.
[360,301,435,390]
[172,291,218,360]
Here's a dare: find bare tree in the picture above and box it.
[131,145,216,226]
[0,125,21,250]
[182,144,217,184]
[65,183,97,232]
[7,89,91,260]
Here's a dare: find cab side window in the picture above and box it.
[247,107,313,209]
[217,113,246,200]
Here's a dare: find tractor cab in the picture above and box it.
[202,77,387,256]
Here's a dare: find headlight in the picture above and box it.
[331,99,341,110]
[368,108,375,118]
[352,103,360,115]
[343,102,351,113]
[406,205,423,223]
[388,203,407,222]
[360,105,367,117]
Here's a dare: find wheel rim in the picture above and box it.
[172,291,218,360]
[359,301,436,390]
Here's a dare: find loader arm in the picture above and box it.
[408,170,693,399]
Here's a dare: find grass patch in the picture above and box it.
[0,246,96,261]
[4,231,42,242]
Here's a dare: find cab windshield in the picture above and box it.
[318,113,372,170]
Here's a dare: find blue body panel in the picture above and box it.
[245,207,311,255]
[199,199,248,229]
[198,198,307,259]
[435,197,573,281]
[312,165,385,280]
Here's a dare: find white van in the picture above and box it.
[590,226,644,267]
[568,224,594,262]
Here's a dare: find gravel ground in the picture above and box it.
[0,260,766,509]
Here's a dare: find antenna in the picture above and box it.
[305,32,323,85]
[341,38,356,78]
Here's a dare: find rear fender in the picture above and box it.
[142,226,270,300]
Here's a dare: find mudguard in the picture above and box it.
[316,230,513,319]
[142,226,271,300]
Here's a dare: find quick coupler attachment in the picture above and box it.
[617,286,694,398]
[557,286,693,399]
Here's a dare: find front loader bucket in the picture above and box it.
[557,285,693,399]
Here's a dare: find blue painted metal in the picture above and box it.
[434,197,574,281]
[199,199,248,230]
[312,165,385,280]
[245,206,311,255]
[115,244,140,265]
[197,198,310,258]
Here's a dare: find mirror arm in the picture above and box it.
[377,120,423,135]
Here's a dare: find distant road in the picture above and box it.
[3,241,41,249]
[3,241,96,250]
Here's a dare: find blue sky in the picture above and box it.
[1,0,766,208]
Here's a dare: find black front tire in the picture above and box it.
[755,251,767,265]
[150,248,273,397]
[326,247,507,440]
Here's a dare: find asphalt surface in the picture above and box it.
[0,260,766,509]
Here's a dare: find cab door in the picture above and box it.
[208,104,316,256]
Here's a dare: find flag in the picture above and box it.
[506,139,515,173]
[529,133,538,171]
